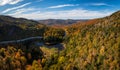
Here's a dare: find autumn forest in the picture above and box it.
[0,11,120,70]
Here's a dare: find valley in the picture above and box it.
[0,11,120,70]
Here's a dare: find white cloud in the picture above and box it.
[0,0,23,6]
[87,3,111,6]
[2,2,31,14]
[8,8,114,20]
[11,8,36,15]
[48,4,79,9]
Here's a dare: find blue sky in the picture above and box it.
[0,0,119,20]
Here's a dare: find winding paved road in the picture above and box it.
[0,36,43,45]
[0,36,65,51]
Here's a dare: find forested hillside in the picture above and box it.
[0,15,45,41]
[40,11,120,70]
[57,11,120,70]
[0,15,65,42]
[0,11,120,70]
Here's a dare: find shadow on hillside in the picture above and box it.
[35,42,64,51]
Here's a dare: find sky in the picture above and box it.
[0,0,119,20]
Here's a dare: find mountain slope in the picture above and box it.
[0,15,38,25]
[42,10,120,70]
[0,15,46,41]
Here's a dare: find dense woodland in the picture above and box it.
[0,11,120,70]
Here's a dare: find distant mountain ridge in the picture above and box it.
[38,19,88,25]
[0,15,89,26]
